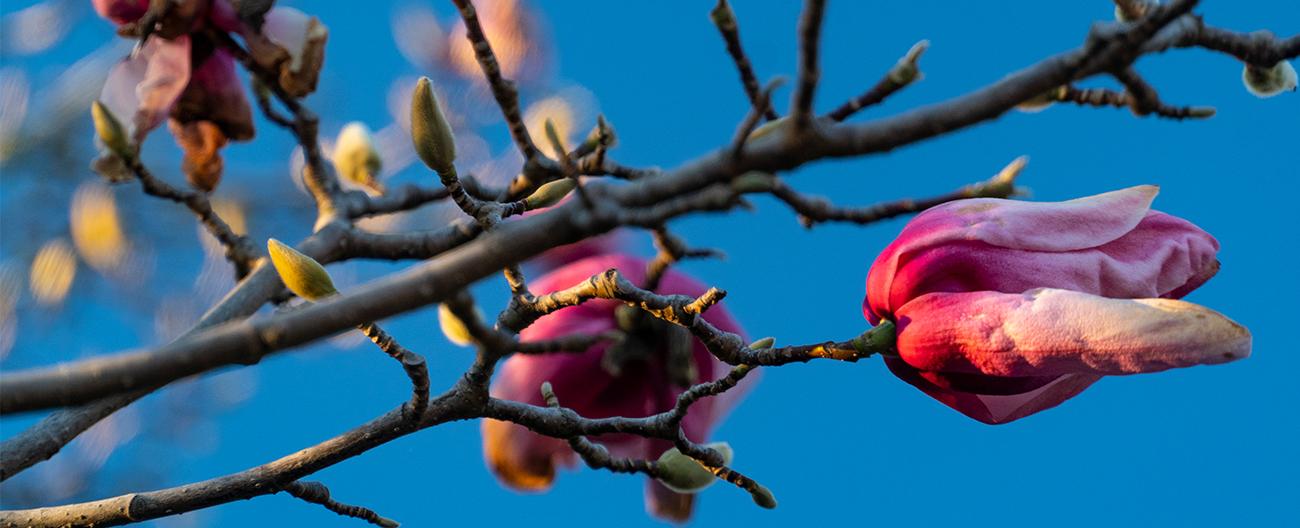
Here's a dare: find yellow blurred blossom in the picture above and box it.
[29,239,77,306]
[70,182,127,272]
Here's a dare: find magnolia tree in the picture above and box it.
[0,0,1295,525]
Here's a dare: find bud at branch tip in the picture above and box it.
[410,77,457,173]
[266,238,337,301]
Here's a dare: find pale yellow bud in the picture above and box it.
[438,303,475,346]
[747,116,788,141]
[267,238,337,301]
[91,100,132,159]
[1016,86,1066,113]
[410,77,457,173]
[655,442,733,494]
[523,178,577,210]
[888,40,929,85]
[332,122,383,192]
[1242,60,1298,98]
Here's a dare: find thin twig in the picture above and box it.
[710,0,779,121]
[770,156,1027,228]
[356,323,430,419]
[790,0,827,128]
[282,480,400,528]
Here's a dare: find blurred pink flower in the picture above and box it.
[864,186,1250,424]
[448,0,548,83]
[484,254,753,522]
[92,0,326,188]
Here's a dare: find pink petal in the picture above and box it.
[886,357,1101,425]
[173,49,254,140]
[92,0,148,25]
[894,288,1251,378]
[100,35,192,143]
[484,254,753,489]
[865,187,1219,322]
[482,417,573,491]
[902,185,1158,252]
[207,0,242,33]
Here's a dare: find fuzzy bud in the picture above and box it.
[333,122,384,193]
[751,484,778,509]
[91,100,133,159]
[1242,60,1298,98]
[438,303,475,346]
[1016,86,1066,113]
[747,117,788,141]
[888,40,930,85]
[655,442,733,494]
[748,336,776,349]
[410,77,457,173]
[267,238,337,301]
[523,178,577,210]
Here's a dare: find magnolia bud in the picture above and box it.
[1242,60,1298,98]
[523,178,577,210]
[438,303,475,346]
[91,101,133,159]
[751,484,778,509]
[731,172,776,194]
[1016,86,1066,113]
[543,118,567,155]
[747,116,788,141]
[333,122,384,193]
[748,337,775,349]
[655,442,733,494]
[267,238,337,301]
[1113,0,1158,22]
[410,77,457,173]
[888,40,930,85]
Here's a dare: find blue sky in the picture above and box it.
[2,0,1299,526]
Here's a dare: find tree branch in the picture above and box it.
[770,156,1026,228]
[710,0,779,121]
[282,480,399,528]
[790,0,827,128]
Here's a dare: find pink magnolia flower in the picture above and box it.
[92,0,326,189]
[484,254,753,522]
[864,185,1251,424]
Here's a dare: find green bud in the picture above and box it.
[1242,60,1298,98]
[748,337,775,349]
[1016,86,1066,113]
[410,77,457,173]
[746,117,788,141]
[655,442,733,494]
[267,238,337,301]
[581,115,617,151]
[523,178,577,210]
[751,484,778,509]
[730,171,777,194]
[1113,0,1157,23]
[887,40,930,85]
[543,118,567,155]
[969,156,1028,198]
[709,0,736,28]
[91,101,133,159]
